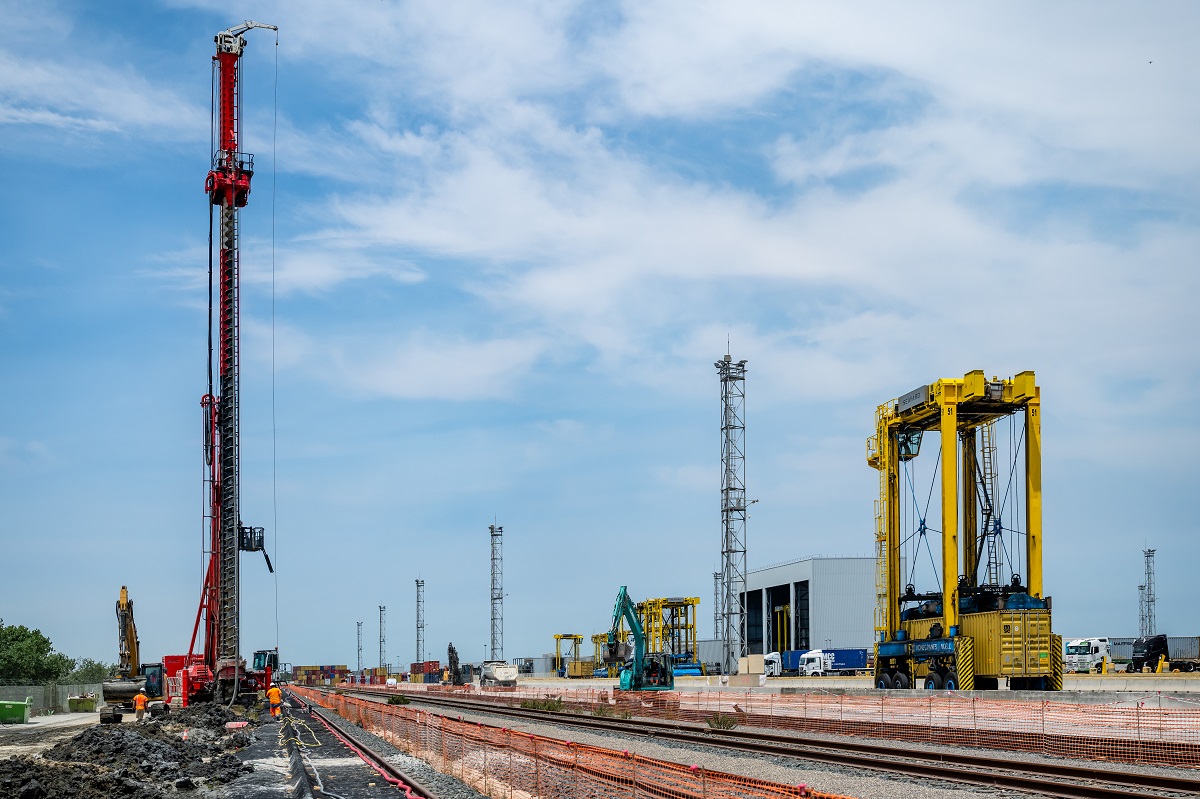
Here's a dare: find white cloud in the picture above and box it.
[0,436,53,471]
[0,49,204,140]
[331,332,549,401]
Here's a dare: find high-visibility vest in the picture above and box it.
[134,694,148,710]
[267,688,282,703]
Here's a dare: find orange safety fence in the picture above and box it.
[291,686,858,799]
[323,682,1200,769]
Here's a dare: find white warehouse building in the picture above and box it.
[738,556,875,655]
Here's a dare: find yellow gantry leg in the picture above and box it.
[940,390,959,632]
[961,430,978,587]
[1023,380,1043,599]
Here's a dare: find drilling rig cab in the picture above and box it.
[867,370,1063,691]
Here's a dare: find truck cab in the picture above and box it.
[1065,637,1110,673]
[1131,635,1168,673]
[799,650,831,676]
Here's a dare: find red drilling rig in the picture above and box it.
[163,21,278,709]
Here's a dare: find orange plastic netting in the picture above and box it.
[291,686,857,799]
[304,682,1200,770]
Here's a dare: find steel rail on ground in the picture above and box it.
[294,694,443,799]
[327,687,1200,799]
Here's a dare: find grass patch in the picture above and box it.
[386,694,410,705]
[707,713,738,730]
[520,698,565,712]
[591,705,614,717]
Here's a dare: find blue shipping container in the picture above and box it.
[825,648,868,671]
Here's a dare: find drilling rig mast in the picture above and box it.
[176,20,277,706]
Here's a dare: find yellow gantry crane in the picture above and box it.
[867,370,1063,691]
[553,634,584,677]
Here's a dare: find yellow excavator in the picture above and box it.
[100,587,165,722]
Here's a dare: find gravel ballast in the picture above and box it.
[297,699,487,799]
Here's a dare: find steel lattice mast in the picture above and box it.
[712,571,723,640]
[715,353,748,674]
[190,21,276,692]
[378,606,386,670]
[1142,549,1156,637]
[415,580,425,664]
[490,524,504,661]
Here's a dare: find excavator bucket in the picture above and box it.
[604,641,632,664]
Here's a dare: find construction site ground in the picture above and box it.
[0,703,259,798]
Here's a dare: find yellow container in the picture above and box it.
[901,609,1053,679]
[566,661,591,678]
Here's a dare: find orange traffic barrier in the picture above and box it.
[292,686,858,799]
[323,683,1200,770]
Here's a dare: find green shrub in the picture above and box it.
[519,698,565,712]
[706,713,738,730]
[387,694,410,705]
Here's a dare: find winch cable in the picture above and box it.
[270,29,281,656]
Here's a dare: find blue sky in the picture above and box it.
[1,1,1197,670]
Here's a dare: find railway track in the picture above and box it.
[329,687,1200,799]
[284,690,443,798]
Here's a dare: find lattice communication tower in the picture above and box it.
[415,579,425,664]
[715,352,748,674]
[713,571,723,640]
[1138,584,1147,637]
[490,524,504,661]
[378,605,386,671]
[1143,549,1156,637]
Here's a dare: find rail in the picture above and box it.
[298,680,1200,770]
[326,686,1200,799]
[291,685,857,799]
[306,703,440,798]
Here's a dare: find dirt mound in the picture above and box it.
[39,722,250,792]
[160,702,240,732]
[0,756,166,799]
[0,700,259,798]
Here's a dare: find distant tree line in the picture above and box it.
[0,618,114,684]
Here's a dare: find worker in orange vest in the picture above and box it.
[266,684,283,719]
[133,690,149,723]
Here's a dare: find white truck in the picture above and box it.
[764,648,868,677]
[1065,637,1110,673]
[797,648,867,676]
[480,661,518,687]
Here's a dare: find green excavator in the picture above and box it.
[604,586,674,691]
